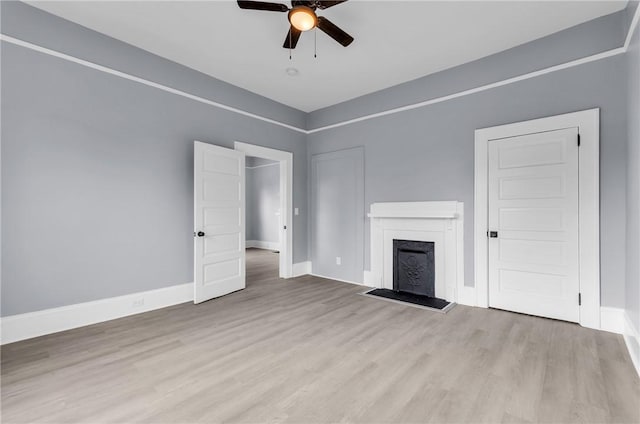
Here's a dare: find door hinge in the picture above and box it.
[577,134,581,147]
[283,225,287,230]
[578,292,582,306]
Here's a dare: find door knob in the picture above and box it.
[489,231,498,238]
[196,231,205,237]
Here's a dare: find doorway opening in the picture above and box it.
[235,141,293,280]
[245,156,281,282]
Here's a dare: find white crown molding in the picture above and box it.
[2,5,638,136]
[625,3,640,50]
[0,283,193,345]
[0,34,307,135]
[307,47,625,134]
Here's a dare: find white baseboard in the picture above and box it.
[598,306,639,378]
[457,285,477,307]
[600,306,625,334]
[623,311,640,378]
[0,283,193,345]
[363,271,376,287]
[246,240,281,251]
[292,261,312,277]
[310,273,364,286]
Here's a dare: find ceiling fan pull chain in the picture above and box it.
[289,30,292,60]
[314,27,317,58]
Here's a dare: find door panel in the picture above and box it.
[203,207,240,228]
[499,174,566,199]
[499,208,564,231]
[310,148,364,283]
[498,239,566,266]
[498,139,566,168]
[194,141,245,304]
[203,175,241,202]
[488,128,579,322]
[204,233,241,256]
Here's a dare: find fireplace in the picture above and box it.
[393,240,435,297]
[367,201,465,304]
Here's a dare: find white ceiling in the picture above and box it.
[27,1,627,112]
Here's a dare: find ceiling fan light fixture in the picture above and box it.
[288,6,317,31]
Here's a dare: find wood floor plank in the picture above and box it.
[2,248,639,423]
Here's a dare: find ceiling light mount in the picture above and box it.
[285,67,299,76]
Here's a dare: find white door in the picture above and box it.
[488,128,579,322]
[194,141,245,304]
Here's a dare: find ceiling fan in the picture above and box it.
[237,0,354,49]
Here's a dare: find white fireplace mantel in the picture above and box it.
[368,201,461,219]
[367,201,465,305]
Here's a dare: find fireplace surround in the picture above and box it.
[367,201,464,303]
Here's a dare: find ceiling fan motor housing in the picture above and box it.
[288,5,317,31]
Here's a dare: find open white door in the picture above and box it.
[194,141,245,304]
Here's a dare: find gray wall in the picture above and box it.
[307,21,629,308]
[626,3,640,333]
[310,148,364,282]
[246,157,280,244]
[1,3,307,316]
[2,1,636,317]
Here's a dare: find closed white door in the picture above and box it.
[194,141,245,304]
[488,128,579,322]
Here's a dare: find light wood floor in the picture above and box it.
[2,248,639,423]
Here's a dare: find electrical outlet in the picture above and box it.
[294,208,299,216]
[132,298,144,308]
[336,257,341,265]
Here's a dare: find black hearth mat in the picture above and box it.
[365,289,450,310]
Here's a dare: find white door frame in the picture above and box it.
[234,141,293,279]
[474,108,600,329]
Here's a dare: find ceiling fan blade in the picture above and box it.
[317,1,347,9]
[316,16,353,47]
[237,1,289,12]
[292,0,316,8]
[283,26,302,49]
